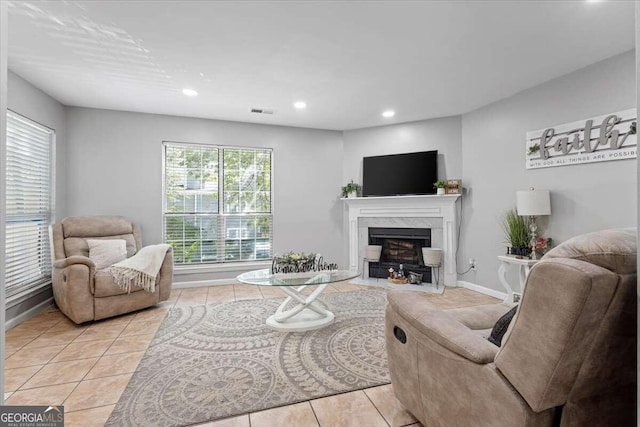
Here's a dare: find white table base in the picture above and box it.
[266,282,334,332]
[497,256,537,304]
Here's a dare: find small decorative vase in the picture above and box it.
[348,192,358,199]
[436,188,445,195]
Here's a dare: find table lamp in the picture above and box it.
[516,188,551,260]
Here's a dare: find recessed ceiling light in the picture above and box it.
[585,0,602,3]
[293,101,307,109]
[382,110,395,118]
[182,88,198,97]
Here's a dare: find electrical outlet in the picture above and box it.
[469,258,476,270]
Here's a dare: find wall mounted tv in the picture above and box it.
[362,150,438,197]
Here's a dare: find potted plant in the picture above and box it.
[501,209,532,257]
[341,180,362,198]
[433,180,447,195]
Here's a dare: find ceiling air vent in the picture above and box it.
[250,108,274,115]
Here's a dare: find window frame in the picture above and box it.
[161,141,274,266]
[5,110,56,303]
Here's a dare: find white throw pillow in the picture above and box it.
[87,239,127,270]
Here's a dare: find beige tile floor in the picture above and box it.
[3,283,498,427]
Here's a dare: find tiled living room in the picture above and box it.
[0,1,638,427]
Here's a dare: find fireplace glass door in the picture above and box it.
[368,227,432,282]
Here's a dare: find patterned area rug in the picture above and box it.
[106,289,390,427]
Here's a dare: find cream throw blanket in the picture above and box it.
[105,244,171,293]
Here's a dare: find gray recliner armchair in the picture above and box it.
[385,228,636,427]
[51,216,173,324]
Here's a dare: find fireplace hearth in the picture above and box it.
[368,227,432,282]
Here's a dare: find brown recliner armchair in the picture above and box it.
[51,216,173,324]
[385,228,636,427]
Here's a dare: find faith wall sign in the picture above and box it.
[526,109,636,169]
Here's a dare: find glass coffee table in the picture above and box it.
[236,269,359,332]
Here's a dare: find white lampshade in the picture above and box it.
[516,189,551,216]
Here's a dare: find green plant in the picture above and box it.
[341,180,362,197]
[501,209,531,248]
[433,180,447,189]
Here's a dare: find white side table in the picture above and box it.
[497,255,538,304]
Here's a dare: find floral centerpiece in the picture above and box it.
[271,251,339,274]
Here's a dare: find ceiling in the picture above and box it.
[7,1,636,131]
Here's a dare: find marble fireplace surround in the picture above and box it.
[343,195,461,286]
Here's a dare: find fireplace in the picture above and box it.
[368,227,432,282]
[344,195,460,286]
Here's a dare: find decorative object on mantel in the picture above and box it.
[271,252,338,274]
[526,108,636,169]
[502,209,532,257]
[445,179,462,195]
[516,188,551,260]
[433,180,447,195]
[341,180,362,198]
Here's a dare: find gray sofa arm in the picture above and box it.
[388,291,499,364]
[53,255,96,270]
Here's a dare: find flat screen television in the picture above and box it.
[362,150,438,197]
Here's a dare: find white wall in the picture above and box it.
[459,50,637,293]
[8,71,67,219]
[65,108,344,280]
[342,116,462,184]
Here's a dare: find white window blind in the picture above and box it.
[6,111,54,298]
[163,142,273,265]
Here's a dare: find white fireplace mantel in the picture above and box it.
[343,194,461,286]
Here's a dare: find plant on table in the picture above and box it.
[501,209,532,256]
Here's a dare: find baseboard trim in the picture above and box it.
[5,297,54,330]
[173,278,238,289]
[457,280,507,300]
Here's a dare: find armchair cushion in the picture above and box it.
[94,270,144,298]
[87,239,127,269]
[64,234,137,259]
[388,291,500,363]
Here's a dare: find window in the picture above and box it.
[163,142,273,265]
[5,111,54,298]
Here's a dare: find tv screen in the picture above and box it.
[362,151,438,197]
